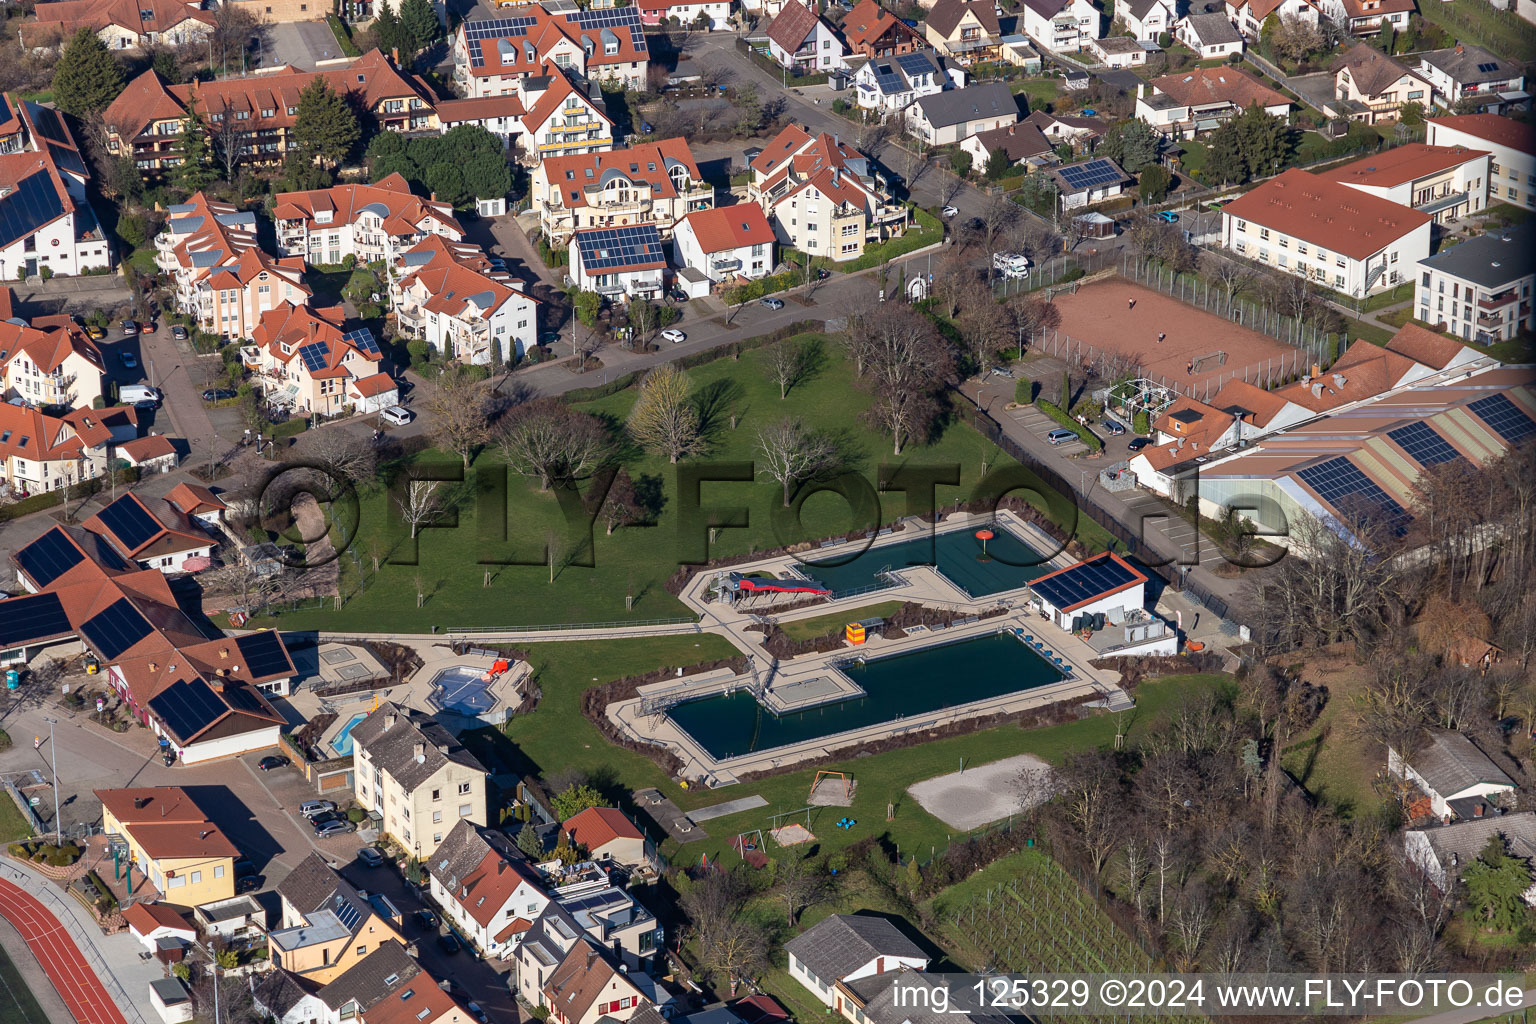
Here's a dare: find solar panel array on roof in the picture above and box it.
[895,52,935,77]
[0,94,12,126]
[79,597,154,660]
[0,172,67,250]
[1476,62,1500,73]
[298,342,329,374]
[45,142,87,179]
[1297,456,1412,536]
[236,631,292,679]
[334,896,363,932]
[149,679,226,743]
[15,528,85,588]
[575,225,664,272]
[871,62,903,94]
[465,16,539,66]
[570,5,647,49]
[1387,421,1462,467]
[1056,160,1124,191]
[1469,393,1535,446]
[342,328,380,357]
[97,495,163,551]
[0,592,72,647]
[1031,556,1143,612]
[24,102,73,146]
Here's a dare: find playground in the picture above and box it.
[907,752,1054,830]
[1049,278,1307,398]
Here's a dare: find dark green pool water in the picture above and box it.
[667,631,1067,760]
[796,526,1057,597]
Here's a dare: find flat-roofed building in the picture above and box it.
[1415,223,1536,343]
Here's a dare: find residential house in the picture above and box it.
[834,970,1013,1024]
[83,492,214,575]
[451,5,650,98]
[349,702,490,859]
[392,236,540,364]
[117,435,178,476]
[562,806,650,869]
[1174,13,1243,59]
[102,52,438,176]
[0,94,111,279]
[1045,157,1132,208]
[193,894,267,945]
[0,314,106,411]
[637,0,733,30]
[926,0,1003,61]
[1220,168,1432,294]
[1323,143,1491,223]
[747,125,908,262]
[672,205,777,288]
[568,225,669,300]
[785,914,929,1008]
[428,820,549,959]
[1388,728,1516,821]
[1404,813,1536,900]
[544,861,664,964]
[541,936,652,1024]
[436,64,613,165]
[1119,0,1174,41]
[1415,222,1535,343]
[268,853,407,986]
[997,35,1043,70]
[123,900,197,953]
[767,1,849,72]
[1017,0,1100,53]
[154,193,311,342]
[272,173,463,267]
[1021,109,1106,152]
[1417,45,1527,112]
[1088,36,1153,67]
[531,139,712,246]
[841,0,924,58]
[255,941,424,1024]
[1134,68,1290,139]
[1427,114,1536,209]
[960,120,1055,171]
[164,482,227,531]
[21,0,214,52]
[244,303,395,418]
[1224,0,1321,38]
[512,907,587,1011]
[0,403,122,495]
[1335,0,1414,37]
[97,787,239,908]
[365,975,476,1024]
[852,50,964,119]
[1330,42,1434,124]
[905,82,1018,146]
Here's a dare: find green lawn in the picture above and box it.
[254,336,1115,633]
[1009,77,1061,113]
[1176,139,1209,177]
[1417,0,1536,59]
[1341,316,1395,346]
[0,796,32,844]
[0,944,48,1024]
[778,601,905,641]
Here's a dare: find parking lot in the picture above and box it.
[261,21,348,70]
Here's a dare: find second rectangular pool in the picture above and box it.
[796,525,1057,597]
[666,630,1066,760]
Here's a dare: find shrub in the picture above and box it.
[1132,409,1150,434]
[459,364,490,382]
[1013,377,1034,404]
[1035,397,1103,451]
[39,266,53,281]
[406,338,431,367]
[346,807,366,823]
[0,729,10,751]
[1060,266,1085,283]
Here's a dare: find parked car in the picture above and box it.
[414,909,438,930]
[314,819,356,838]
[1047,428,1079,445]
[1155,211,1179,223]
[202,388,237,402]
[257,755,290,771]
[171,325,189,341]
[119,350,138,369]
[640,121,654,134]
[761,297,785,310]
[84,325,105,340]
[233,858,255,877]
[941,205,959,218]
[670,288,688,302]
[467,1003,489,1023]
[661,328,686,344]
[120,320,139,335]
[235,875,263,894]
[1127,437,1152,452]
[437,933,461,954]
[356,846,385,868]
[1206,198,1231,210]
[1103,417,1126,436]
[299,800,336,819]
[380,406,413,427]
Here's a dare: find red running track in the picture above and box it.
[0,876,130,1024]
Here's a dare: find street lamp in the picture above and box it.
[192,940,222,1024]
[39,716,60,844]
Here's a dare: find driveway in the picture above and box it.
[263,21,345,70]
[1288,72,1337,114]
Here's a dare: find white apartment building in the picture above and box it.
[272,174,464,267]
[672,205,776,287]
[1324,143,1491,224]
[0,94,111,279]
[0,315,105,411]
[1416,223,1535,344]
[1017,0,1101,52]
[1427,114,1536,210]
[392,236,540,364]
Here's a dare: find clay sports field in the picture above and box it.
[1048,277,1309,396]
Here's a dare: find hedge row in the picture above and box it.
[1036,397,1103,451]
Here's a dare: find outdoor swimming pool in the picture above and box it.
[795,526,1057,597]
[666,631,1066,760]
[429,665,497,716]
[330,712,369,757]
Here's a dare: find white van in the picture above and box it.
[380,406,413,427]
[993,252,1031,275]
[119,384,161,407]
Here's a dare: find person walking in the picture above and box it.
[1158,332,1166,344]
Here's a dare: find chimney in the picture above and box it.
[1455,43,1463,53]
[1137,82,1145,99]
[392,47,400,64]
[1311,362,1321,378]
[413,741,426,761]
[385,713,397,731]
[134,796,150,810]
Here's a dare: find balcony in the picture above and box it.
[1478,290,1517,310]
[710,257,742,273]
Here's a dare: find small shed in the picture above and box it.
[1074,211,1117,238]
[123,901,196,954]
[149,977,193,1024]
[1063,70,1090,90]
[677,265,712,300]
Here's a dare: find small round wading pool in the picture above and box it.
[429,665,498,716]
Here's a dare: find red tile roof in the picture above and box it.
[24,0,215,47]
[272,173,461,240]
[677,204,775,252]
[521,65,612,136]
[0,403,85,464]
[541,138,703,210]
[1382,322,1471,370]
[124,902,194,937]
[458,7,648,80]
[435,94,529,124]
[564,807,644,851]
[751,124,813,175]
[165,482,226,517]
[117,434,177,464]
[84,493,207,559]
[841,0,920,52]
[97,787,241,860]
[1221,168,1431,260]
[1322,144,1489,188]
[1428,114,1536,156]
[767,0,823,51]
[1148,66,1289,110]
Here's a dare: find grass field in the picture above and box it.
[252,337,1116,633]
[0,799,31,845]
[0,944,49,1024]
[777,601,905,641]
[1278,652,1384,817]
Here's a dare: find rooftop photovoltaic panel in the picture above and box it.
[1469,393,1535,446]
[15,528,85,588]
[96,495,163,551]
[569,5,646,47]
[149,679,226,743]
[871,63,903,93]
[1031,555,1143,612]
[298,342,330,374]
[342,328,380,356]
[0,592,73,648]
[1297,456,1411,536]
[463,16,541,65]
[0,171,67,250]
[25,103,73,146]
[236,631,293,679]
[575,225,664,272]
[1055,160,1125,190]
[895,52,935,76]
[1387,421,1462,467]
[1476,62,1500,73]
[79,597,155,661]
[334,896,362,931]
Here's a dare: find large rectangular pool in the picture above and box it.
[795,525,1057,597]
[666,631,1066,760]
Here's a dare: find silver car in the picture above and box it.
[299,800,336,819]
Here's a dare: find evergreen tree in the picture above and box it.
[1463,836,1533,932]
[173,98,216,192]
[1100,119,1159,174]
[984,149,1011,181]
[292,78,360,169]
[1205,124,1247,186]
[423,161,466,206]
[1137,164,1171,203]
[1232,103,1290,180]
[399,0,442,57]
[516,822,542,858]
[461,152,511,201]
[950,149,972,178]
[53,28,126,119]
[374,5,407,56]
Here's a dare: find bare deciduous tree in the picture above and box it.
[772,855,831,925]
[1202,251,1254,313]
[764,337,820,400]
[852,304,953,455]
[306,427,377,487]
[397,479,445,539]
[627,363,706,463]
[496,399,613,491]
[425,367,493,468]
[755,417,837,507]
